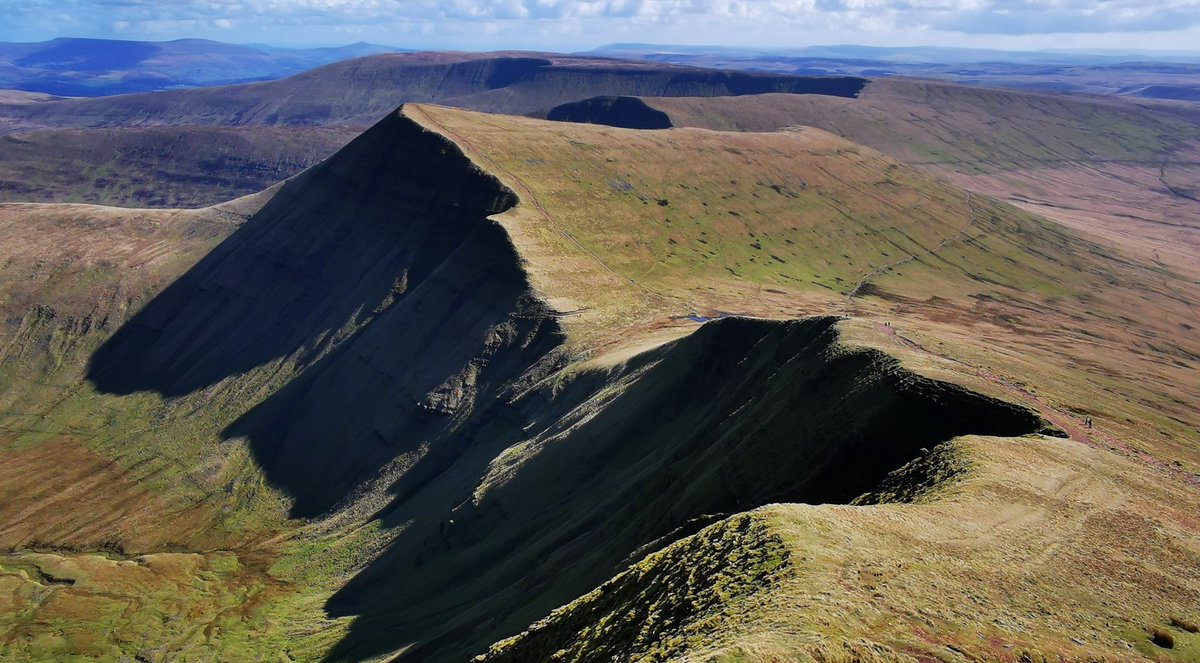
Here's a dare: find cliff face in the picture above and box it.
[450,67,867,114]
[547,96,674,129]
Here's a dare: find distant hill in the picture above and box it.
[1127,84,1200,101]
[0,37,405,96]
[595,43,1200,65]
[0,52,864,209]
[0,52,864,133]
[0,125,358,207]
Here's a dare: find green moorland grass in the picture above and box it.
[648,79,1200,174]
[0,202,354,660]
[409,105,1104,348]
[645,83,1200,282]
[0,103,1195,663]
[477,435,1200,663]
[407,105,1200,660]
[476,511,791,663]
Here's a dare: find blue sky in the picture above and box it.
[3,0,1200,52]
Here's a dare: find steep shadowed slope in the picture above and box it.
[86,107,568,517]
[547,96,674,129]
[321,315,1047,662]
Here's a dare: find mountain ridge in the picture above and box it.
[0,101,1197,662]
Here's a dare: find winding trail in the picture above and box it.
[845,192,979,306]
[1158,159,1200,203]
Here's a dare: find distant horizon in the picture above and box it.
[5,0,1200,55]
[4,35,1200,63]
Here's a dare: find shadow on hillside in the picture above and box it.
[85,108,553,519]
[86,110,516,399]
[547,96,674,129]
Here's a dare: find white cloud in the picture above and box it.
[2,0,1200,49]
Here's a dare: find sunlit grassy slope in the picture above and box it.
[643,79,1200,279]
[480,434,1200,663]
[0,101,1196,662]
[410,104,1095,338]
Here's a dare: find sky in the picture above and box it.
[3,0,1200,53]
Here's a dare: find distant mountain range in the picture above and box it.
[7,38,1200,101]
[591,43,1200,101]
[594,43,1200,65]
[0,37,407,96]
